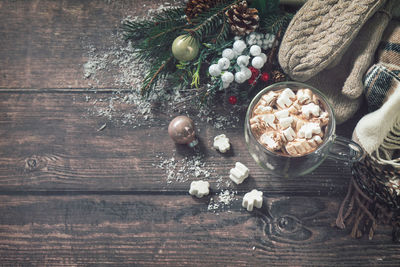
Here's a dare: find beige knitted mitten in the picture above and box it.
[341,2,393,99]
[304,2,393,124]
[278,0,385,82]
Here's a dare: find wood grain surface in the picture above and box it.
[0,0,399,265]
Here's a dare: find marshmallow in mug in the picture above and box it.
[249,87,329,156]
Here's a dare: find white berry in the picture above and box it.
[237,55,250,67]
[221,71,234,83]
[218,58,230,70]
[209,64,221,76]
[233,40,247,54]
[241,67,252,80]
[259,53,267,63]
[250,45,261,56]
[235,71,247,84]
[222,48,235,60]
[252,57,264,69]
[223,82,230,89]
[247,39,256,46]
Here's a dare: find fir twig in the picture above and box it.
[141,56,174,95]
[260,11,293,34]
[184,0,240,43]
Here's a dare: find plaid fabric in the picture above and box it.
[364,21,400,112]
[364,63,400,112]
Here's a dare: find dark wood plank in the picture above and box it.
[0,91,357,195]
[0,194,398,266]
[0,0,182,89]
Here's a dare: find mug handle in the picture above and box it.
[327,135,365,162]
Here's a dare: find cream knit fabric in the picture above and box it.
[278,0,385,81]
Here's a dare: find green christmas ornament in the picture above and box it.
[172,35,199,62]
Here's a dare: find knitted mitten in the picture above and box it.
[341,2,393,99]
[278,0,385,82]
[303,1,393,124]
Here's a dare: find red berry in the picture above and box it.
[228,96,237,105]
[249,67,259,79]
[248,78,256,86]
[261,72,270,82]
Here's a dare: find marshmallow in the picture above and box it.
[296,89,313,104]
[307,135,323,147]
[259,114,276,129]
[229,162,249,185]
[279,116,293,129]
[213,134,230,153]
[282,88,296,99]
[283,127,296,141]
[302,103,320,118]
[286,139,313,156]
[260,132,281,150]
[261,91,278,105]
[277,93,292,108]
[253,104,273,115]
[298,123,321,139]
[242,189,263,211]
[189,180,210,198]
[274,109,289,119]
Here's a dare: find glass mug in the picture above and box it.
[244,81,364,177]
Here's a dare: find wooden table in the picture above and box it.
[1,0,399,265]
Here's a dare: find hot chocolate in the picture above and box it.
[250,87,329,156]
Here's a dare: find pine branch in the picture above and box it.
[122,7,186,41]
[184,0,240,43]
[141,55,174,95]
[260,11,293,34]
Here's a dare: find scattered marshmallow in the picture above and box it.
[213,134,230,153]
[242,189,263,211]
[229,162,249,185]
[189,180,210,198]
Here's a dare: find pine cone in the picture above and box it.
[271,70,286,83]
[225,1,259,36]
[185,0,219,22]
